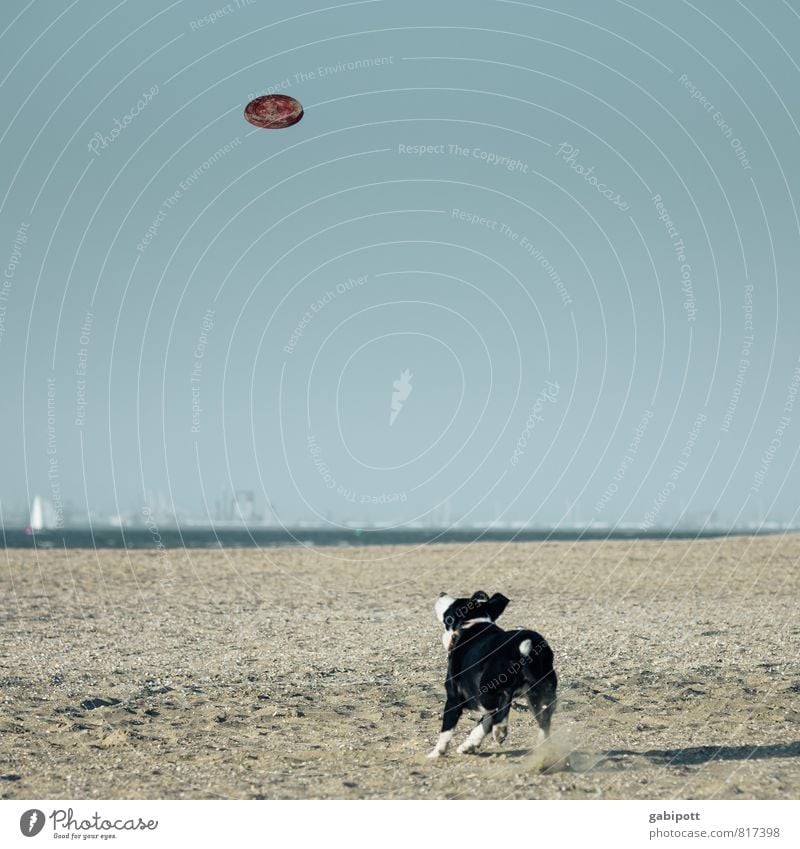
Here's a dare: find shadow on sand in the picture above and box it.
[605,741,800,766]
[480,741,800,774]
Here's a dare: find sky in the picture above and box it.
[1,0,800,529]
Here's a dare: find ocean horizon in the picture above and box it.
[1,524,788,549]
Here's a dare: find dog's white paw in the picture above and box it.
[457,741,478,754]
[427,747,444,759]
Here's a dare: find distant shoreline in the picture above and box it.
[1,525,789,549]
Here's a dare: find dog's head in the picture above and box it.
[434,591,510,651]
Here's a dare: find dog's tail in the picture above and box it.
[517,632,552,664]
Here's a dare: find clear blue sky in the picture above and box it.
[1,0,799,528]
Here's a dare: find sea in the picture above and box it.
[1,525,777,549]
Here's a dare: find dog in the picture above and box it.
[428,591,557,758]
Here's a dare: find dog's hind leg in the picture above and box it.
[458,694,510,754]
[526,672,557,743]
[428,694,462,758]
[456,712,492,754]
[491,698,513,745]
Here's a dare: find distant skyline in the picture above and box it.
[2,0,800,533]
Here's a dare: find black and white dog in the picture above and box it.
[428,591,557,758]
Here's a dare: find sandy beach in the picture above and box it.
[1,535,798,800]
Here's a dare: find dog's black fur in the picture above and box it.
[428,591,557,757]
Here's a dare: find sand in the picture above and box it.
[1,534,799,800]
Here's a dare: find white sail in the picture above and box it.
[30,495,44,530]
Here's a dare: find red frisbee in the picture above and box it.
[244,94,304,129]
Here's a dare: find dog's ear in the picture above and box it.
[485,593,510,621]
[471,591,490,603]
